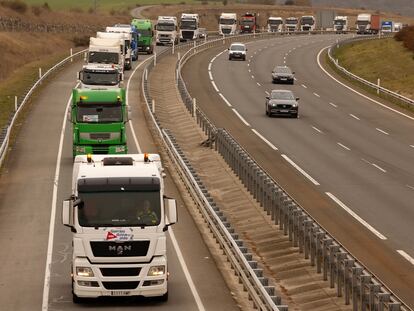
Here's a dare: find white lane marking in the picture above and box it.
[313,92,320,97]
[376,128,389,135]
[317,47,414,121]
[252,129,278,150]
[169,228,206,311]
[208,71,213,80]
[284,60,286,64]
[407,185,414,191]
[337,142,351,151]
[256,82,261,86]
[397,250,414,265]
[372,163,387,173]
[211,80,219,92]
[326,192,387,240]
[218,93,232,107]
[281,154,320,186]
[208,63,212,71]
[232,109,250,127]
[350,114,360,120]
[127,61,148,154]
[265,91,270,95]
[329,102,338,108]
[410,145,414,148]
[247,63,250,67]
[254,51,257,54]
[301,84,307,88]
[312,126,323,133]
[42,84,78,311]
[294,77,297,81]
[248,69,251,73]
[251,75,255,79]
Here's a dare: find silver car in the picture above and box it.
[265,90,299,118]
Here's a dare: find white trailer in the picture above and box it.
[219,13,237,35]
[334,16,348,33]
[88,37,124,72]
[99,30,132,70]
[155,16,178,45]
[179,13,200,41]
[267,17,283,32]
[63,154,177,303]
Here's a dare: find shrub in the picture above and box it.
[31,5,42,16]
[42,2,50,11]
[394,25,414,52]
[285,0,294,5]
[0,0,28,13]
[72,35,90,47]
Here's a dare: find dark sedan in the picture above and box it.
[271,66,295,84]
[265,90,299,118]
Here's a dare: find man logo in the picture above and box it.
[109,244,132,255]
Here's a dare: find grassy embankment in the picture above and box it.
[329,37,414,111]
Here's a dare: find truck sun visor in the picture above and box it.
[78,177,160,192]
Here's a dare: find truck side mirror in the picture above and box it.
[62,199,74,227]
[84,52,87,62]
[120,73,124,81]
[164,197,177,226]
[67,111,72,123]
[126,105,131,122]
[296,97,300,101]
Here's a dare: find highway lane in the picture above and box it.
[0,48,239,310]
[182,34,414,307]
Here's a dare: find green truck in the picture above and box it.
[70,88,129,157]
[131,19,154,54]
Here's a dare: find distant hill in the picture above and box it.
[273,0,414,16]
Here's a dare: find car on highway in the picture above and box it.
[265,89,299,118]
[228,42,247,61]
[271,65,295,84]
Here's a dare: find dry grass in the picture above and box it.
[332,37,414,99]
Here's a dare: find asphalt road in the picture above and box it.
[182,34,414,307]
[0,49,239,310]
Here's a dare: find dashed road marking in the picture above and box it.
[329,102,338,108]
[282,154,320,185]
[312,126,323,133]
[252,129,278,150]
[397,250,414,265]
[257,82,261,86]
[232,109,250,126]
[265,91,270,95]
[208,63,212,71]
[372,163,387,173]
[376,128,389,135]
[301,84,307,89]
[350,114,360,120]
[337,142,351,151]
[218,93,232,107]
[251,75,255,79]
[208,71,213,80]
[313,92,320,97]
[326,192,387,240]
[211,80,219,92]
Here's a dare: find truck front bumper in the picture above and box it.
[72,256,168,298]
[73,144,127,157]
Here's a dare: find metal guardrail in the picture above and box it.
[0,49,87,168]
[142,36,288,310]
[173,33,411,311]
[328,35,414,108]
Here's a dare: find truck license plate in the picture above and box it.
[111,291,131,296]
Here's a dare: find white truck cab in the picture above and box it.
[78,63,123,89]
[88,37,124,72]
[285,17,299,32]
[267,17,283,32]
[179,13,200,41]
[155,16,178,45]
[334,16,348,33]
[219,13,237,35]
[300,15,315,31]
[62,154,177,303]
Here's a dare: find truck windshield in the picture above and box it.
[357,21,369,26]
[76,103,122,123]
[220,18,235,25]
[88,52,119,65]
[78,191,161,227]
[334,20,346,25]
[157,23,175,31]
[230,45,245,51]
[241,20,254,25]
[82,71,119,86]
[180,20,197,30]
[286,20,298,25]
[269,20,282,25]
[138,29,152,37]
[301,18,314,25]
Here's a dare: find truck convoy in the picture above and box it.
[285,17,299,32]
[179,13,200,41]
[88,37,124,72]
[131,19,154,54]
[356,13,380,34]
[219,13,237,35]
[267,17,283,32]
[155,16,178,45]
[334,16,348,33]
[62,153,177,302]
[300,15,316,31]
[240,12,258,33]
[70,88,128,157]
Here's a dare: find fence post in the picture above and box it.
[154,52,157,67]
[39,67,42,79]
[151,99,155,114]
[15,96,18,111]
[70,48,73,62]
[377,78,380,95]
[172,40,175,55]
[192,98,196,118]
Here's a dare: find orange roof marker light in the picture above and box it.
[144,153,150,163]
[87,154,93,163]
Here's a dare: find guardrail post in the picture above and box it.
[344,259,354,305]
[151,99,155,114]
[378,293,390,311]
[368,284,381,309]
[322,238,332,280]
[192,98,196,118]
[154,52,157,67]
[352,267,363,311]
[360,275,371,311]
[377,78,380,95]
[172,40,175,55]
[336,252,347,297]
[70,48,73,62]
[39,67,42,79]
[329,245,340,288]
[389,303,401,311]
[145,68,148,81]
[222,34,225,44]
[178,52,181,61]
[15,96,18,111]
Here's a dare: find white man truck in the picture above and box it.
[285,17,299,32]
[267,17,283,32]
[334,16,348,33]
[155,16,178,45]
[78,64,123,89]
[62,153,178,303]
[179,13,200,41]
[99,29,132,70]
[219,13,237,35]
[88,37,124,72]
[300,15,315,31]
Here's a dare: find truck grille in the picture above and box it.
[91,145,110,154]
[90,241,150,257]
[102,281,140,290]
[182,31,194,39]
[222,28,231,34]
[100,268,141,277]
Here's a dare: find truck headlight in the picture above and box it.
[115,146,126,153]
[148,265,165,276]
[75,146,86,153]
[76,267,94,277]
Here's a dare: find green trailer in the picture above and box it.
[70,88,128,157]
[131,19,154,54]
